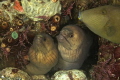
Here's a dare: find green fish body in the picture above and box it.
[79,5,120,43]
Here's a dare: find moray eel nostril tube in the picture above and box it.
[55,25,93,70]
[24,33,58,75]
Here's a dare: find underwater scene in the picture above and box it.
[0,0,120,80]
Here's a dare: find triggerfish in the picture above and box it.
[78,5,120,43]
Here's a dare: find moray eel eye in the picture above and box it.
[69,34,73,38]
[78,11,81,20]
[101,9,107,15]
[43,38,46,42]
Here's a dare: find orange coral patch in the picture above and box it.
[13,0,24,12]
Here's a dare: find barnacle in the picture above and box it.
[53,14,60,23]
[2,4,8,9]
[51,26,57,31]
[1,21,9,29]
[16,19,23,26]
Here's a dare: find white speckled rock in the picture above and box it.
[21,0,61,21]
[51,69,87,80]
[0,67,31,80]
[0,0,61,22]
[32,75,49,80]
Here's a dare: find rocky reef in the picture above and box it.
[0,67,31,80]
[91,38,120,80]
[0,0,120,80]
[51,69,87,80]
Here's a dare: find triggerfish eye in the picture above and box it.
[78,11,82,20]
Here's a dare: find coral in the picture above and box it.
[21,0,61,21]
[0,0,64,70]
[13,0,24,12]
[0,0,116,78]
[91,38,120,80]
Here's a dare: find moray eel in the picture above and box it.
[78,5,120,43]
[25,33,58,75]
[55,25,92,70]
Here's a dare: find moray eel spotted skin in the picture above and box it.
[79,5,120,43]
[55,25,92,70]
[25,33,58,75]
